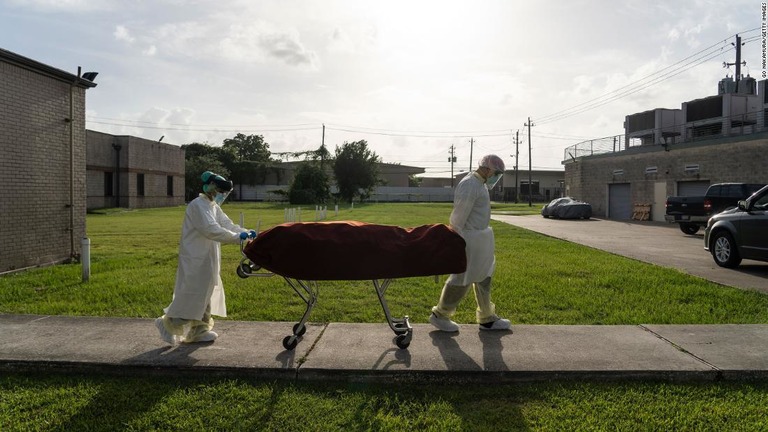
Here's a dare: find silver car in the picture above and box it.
[541,197,592,220]
[704,184,768,268]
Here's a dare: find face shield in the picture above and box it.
[201,171,233,204]
[211,179,233,205]
[213,189,231,205]
[478,155,505,190]
[485,170,504,190]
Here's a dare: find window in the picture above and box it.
[137,173,145,197]
[167,176,173,196]
[520,181,540,196]
[104,172,113,197]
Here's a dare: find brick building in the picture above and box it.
[0,48,97,273]
[86,130,185,210]
[563,76,767,221]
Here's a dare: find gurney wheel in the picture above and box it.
[293,323,307,337]
[395,334,410,349]
[236,263,250,279]
[283,335,298,351]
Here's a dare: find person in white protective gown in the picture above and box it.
[429,154,512,332]
[155,171,254,344]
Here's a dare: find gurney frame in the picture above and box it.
[237,242,413,351]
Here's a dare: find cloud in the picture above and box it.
[258,32,318,68]
[326,25,377,54]
[6,0,117,12]
[218,22,319,69]
[113,25,134,43]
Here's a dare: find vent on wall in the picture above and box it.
[612,169,625,176]
[645,166,658,174]
[684,164,700,173]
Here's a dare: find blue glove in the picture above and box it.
[239,230,257,240]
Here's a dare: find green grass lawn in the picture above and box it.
[2,201,768,431]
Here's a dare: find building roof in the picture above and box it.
[0,47,97,89]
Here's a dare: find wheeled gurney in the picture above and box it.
[237,221,466,350]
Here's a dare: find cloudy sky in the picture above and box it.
[1,0,762,176]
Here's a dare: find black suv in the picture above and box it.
[704,184,768,268]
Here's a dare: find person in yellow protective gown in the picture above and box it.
[155,171,253,344]
[429,154,512,332]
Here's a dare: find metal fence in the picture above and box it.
[563,109,765,161]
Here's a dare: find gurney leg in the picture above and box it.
[282,278,317,350]
[373,279,412,349]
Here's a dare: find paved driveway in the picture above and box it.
[492,215,768,294]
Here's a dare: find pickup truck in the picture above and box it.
[665,183,765,235]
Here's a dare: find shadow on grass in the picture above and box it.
[51,344,211,431]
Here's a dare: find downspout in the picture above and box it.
[69,67,79,260]
[112,140,122,207]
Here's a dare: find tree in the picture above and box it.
[333,140,381,203]
[288,162,330,205]
[222,133,271,162]
[221,134,273,199]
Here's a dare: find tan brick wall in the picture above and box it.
[565,135,768,218]
[86,130,185,210]
[0,61,87,272]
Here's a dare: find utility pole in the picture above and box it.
[448,145,457,188]
[724,34,745,92]
[511,130,520,203]
[321,123,325,168]
[468,137,474,172]
[524,117,534,207]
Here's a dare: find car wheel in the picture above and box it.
[679,223,700,235]
[711,231,742,268]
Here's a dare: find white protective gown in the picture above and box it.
[446,172,495,286]
[165,194,245,320]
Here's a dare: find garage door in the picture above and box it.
[608,183,632,220]
[677,181,710,196]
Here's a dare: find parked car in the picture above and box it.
[704,184,768,268]
[541,197,592,219]
[665,183,765,235]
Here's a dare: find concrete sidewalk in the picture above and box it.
[2,314,768,382]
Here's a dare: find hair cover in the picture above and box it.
[478,154,505,172]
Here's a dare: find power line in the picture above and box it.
[325,125,510,138]
[537,40,733,124]
[535,31,758,125]
[86,119,318,133]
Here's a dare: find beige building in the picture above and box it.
[236,161,424,201]
[0,48,96,273]
[420,169,565,203]
[86,130,185,210]
[564,77,767,220]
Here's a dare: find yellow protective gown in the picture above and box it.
[164,194,245,320]
[445,172,495,286]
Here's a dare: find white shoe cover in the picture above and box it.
[479,318,512,331]
[185,330,218,343]
[155,318,178,345]
[429,313,460,332]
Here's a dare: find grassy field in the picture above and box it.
[2,202,768,431]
